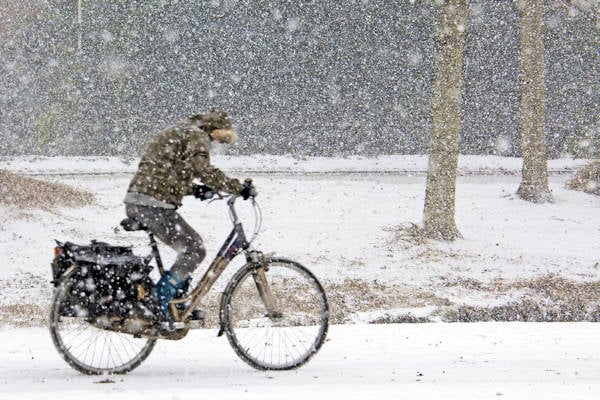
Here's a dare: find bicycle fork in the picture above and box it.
[250,254,282,319]
[217,250,279,336]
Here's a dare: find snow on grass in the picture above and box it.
[0,155,599,326]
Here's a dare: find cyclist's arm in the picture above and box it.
[187,130,243,195]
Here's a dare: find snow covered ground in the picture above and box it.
[1,155,600,398]
[2,323,600,399]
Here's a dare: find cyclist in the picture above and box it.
[124,110,255,324]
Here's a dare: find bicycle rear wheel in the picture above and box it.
[49,276,156,375]
[222,257,329,370]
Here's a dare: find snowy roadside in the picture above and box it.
[2,323,600,400]
[0,154,590,176]
[0,155,599,327]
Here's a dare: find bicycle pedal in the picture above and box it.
[159,321,185,332]
[190,309,206,321]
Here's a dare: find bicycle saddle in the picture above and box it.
[120,218,148,232]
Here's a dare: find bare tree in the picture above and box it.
[422,0,469,241]
[516,0,553,203]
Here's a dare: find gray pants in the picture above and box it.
[125,204,206,279]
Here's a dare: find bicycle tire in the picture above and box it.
[49,276,156,375]
[221,257,329,370]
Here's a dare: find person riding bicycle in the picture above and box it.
[123,110,256,324]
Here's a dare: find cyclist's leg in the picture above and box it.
[126,204,205,318]
[126,204,206,277]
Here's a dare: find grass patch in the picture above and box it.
[0,169,94,210]
[3,274,600,327]
[566,160,600,196]
[444,300,600,322]
[0,304,48,328]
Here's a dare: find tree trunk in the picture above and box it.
[423,0,469,241]
[517,0,552,203]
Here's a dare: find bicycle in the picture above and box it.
[48,191,329,375]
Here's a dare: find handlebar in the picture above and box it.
[198,190,262,245]
[195,178,256,203]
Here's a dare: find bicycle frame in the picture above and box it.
[149,195,265,323]
[50,192,328,373]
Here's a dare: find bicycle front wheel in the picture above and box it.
[49,276,156,375]
[222,258,329,370]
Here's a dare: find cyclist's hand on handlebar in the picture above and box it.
[193,184,217,201]
[239,178,257,200]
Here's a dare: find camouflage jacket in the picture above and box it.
[126,119,243,206]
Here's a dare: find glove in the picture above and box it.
[239,179,257,200]
[192,184,217,201]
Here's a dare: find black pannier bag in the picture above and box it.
[52,240,153,319]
